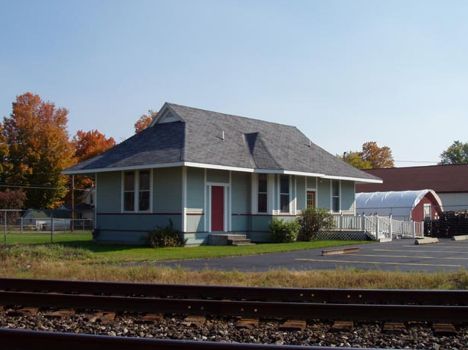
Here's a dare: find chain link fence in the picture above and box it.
[0,209,93,245]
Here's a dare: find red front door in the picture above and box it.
[211,186,224,231]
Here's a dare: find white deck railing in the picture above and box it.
[332,214,424,241]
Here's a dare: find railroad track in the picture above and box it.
[0,278,466,349]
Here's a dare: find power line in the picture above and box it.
[0,184,91,192]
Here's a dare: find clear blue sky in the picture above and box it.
[1,0,468,166]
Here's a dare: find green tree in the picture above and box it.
[440,141,468,165]
[341,151,372,169]
[341,141,394,169]
[2,92,74,208]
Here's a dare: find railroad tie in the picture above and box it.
[382,322,406,333]
[182,315,206,327]
[6,307,39,317]
[86,311,116,324]
[235,318,259,329]
[432,323,457,335]
[279,320,307,331]
[331,321,354,331]
[140,313,164,323]
[43,309,76,319]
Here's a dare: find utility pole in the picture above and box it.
[71,175,75,232]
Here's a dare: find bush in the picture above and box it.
[147,220,186,248]
[298,208,335,241]
[270,218,300,243]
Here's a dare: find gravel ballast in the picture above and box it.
[0,309,466,350]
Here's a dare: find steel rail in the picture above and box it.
[0,328,383,350]
[0,290,467,322]
[0,277,466,305]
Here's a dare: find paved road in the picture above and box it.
[156,239,468,272]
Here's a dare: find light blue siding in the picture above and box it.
[231,172,250,214]
[154,167,182,213]
[207,169,229,183]
[341,180,355,214]
[296,176,306,211]
[187,167,204,210]
[318,179,331,210]
[96,213,181,244]
[95,166,358,245]
[97,172,121,213]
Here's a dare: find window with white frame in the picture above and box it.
[138,170,151,211]
[331,180,340,213]
[280,175,290,213]
[423,203,431,219]
[257,174,268,213]
[123,170,151,212]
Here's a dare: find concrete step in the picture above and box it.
[209,233,250,246]
[230,241,256,246]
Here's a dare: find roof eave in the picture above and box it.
[63,161,383,184]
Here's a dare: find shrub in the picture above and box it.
[147,220,186,248]
[270,218,300,243]
[298,208,335,241]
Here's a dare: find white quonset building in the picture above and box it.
[356,190,443,222]
[356,165,468,212]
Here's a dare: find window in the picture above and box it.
[280,175,290,213]
[139,170,150,211]
[257,174,267,213]
[423,203,431,219]
[307,191,316,209]
[123,172,135,211]
[331,180,340,213]
[123,170,151,212]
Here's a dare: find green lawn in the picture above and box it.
[2,231,368,263]
[3,231,92,245]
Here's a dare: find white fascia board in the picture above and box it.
[62,162,185,175]
[183,162,254,173]
[322,174,383,184]
[64,160,382,184]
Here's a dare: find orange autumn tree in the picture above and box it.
[71,129,116,200]
[2,92,75,208]
[134,110,157,133]
[73,129,116,162]
[341,141,394,169]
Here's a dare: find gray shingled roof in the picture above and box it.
[65,103,379,182]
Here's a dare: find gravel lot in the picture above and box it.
[0,308,466,349]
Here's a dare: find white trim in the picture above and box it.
[293,176,297,215]
[94,173,98,230]
[229,171,232,231]
[65,162,185,175]
[322,174,382,183]
[64,161,382,184]
[183,162,255,173]
[315,177,319,208]
[204,168,207,232]
[121,169,153,213]
[207,185,212,232]
[181,166,187,232]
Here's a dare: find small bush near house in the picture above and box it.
[298,208,335,241]
[147,220,186,248]
[270,218,300,243]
